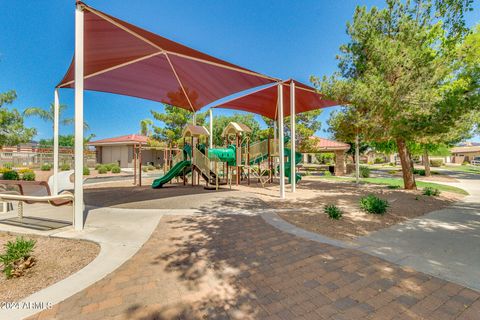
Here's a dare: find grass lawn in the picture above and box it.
[443,165,480,174]
[314,176,469,195]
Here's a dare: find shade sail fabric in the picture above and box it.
[212,80,338,119]
[58,1,276,111]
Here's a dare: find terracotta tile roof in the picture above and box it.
[308,136,350,151]
[89,134,148,146]
[451,146,480,153]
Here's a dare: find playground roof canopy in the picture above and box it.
[57,1,276,112]
[212,80,338,120]
[182,125,210,138]
[222,122,252,137]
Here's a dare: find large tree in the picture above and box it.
[312,0,478,189]
[206,113,261,146]
[151,105,205,144]
[0,90,36,147]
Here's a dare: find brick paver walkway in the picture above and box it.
[29,214,480,320]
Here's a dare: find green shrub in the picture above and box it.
[60,163,71,171]
[324,204,342,220]
[374,157,384,164]
[147,165,155,171]
[413,168,426,176]
[22,171,36,181]
[111,166,121,174]
[430,159,443,167]
[18,168,32,174]
[97,166,108,174]
[40,163,52,171]
[423,187,441,196]
[104,163,118,171]
[2,162,13,169]
[142,167,149,172]
[2,170,19,180]
[462,161,469,165]
[389,162,395,166]
[360,194,389,215]
[359,165,371,178]
[387,185,400,189]
[94,164,103,170]
[0,236,36,278]
[388,170,397,175]
[83,167,90,176]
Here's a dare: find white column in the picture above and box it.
[74,3,84,231]
[278,84,285,199]
[355,133,360,184]
[290,81,296,192]
[209,108,213,148]
[53,89,60,195]
[192,112,196,125]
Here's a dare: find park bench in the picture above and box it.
[0,180,73,219]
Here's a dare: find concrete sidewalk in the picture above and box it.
[356,172,480,291]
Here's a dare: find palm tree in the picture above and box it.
[140,118,153,136]
[24,103,89,131]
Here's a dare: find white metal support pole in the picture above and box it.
[290,81,296,192]
[74,3,84,231]
[192,112,196,125]
[355,133,360,184]
[278,84,285,199]
[209,108,213,148]
[53,89,60,195]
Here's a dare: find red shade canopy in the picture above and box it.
[212,80,338,119]
[58,2,276,112]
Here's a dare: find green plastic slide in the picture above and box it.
[151,160,191,188]
[284,148,302,184]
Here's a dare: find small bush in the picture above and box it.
[323,170,332,176]
[94,164,103,170]
[0,236,36,278]
[389,162,395,167]
[17,168,32,174]
[104,163,118,171]
[360,194,389,215]
[40,163,52,171]
[97,166,108,174]
[423,187,441,196]
[22,171,36,181]
[462,161,469,165]
[60,163,71,171]
[387,185,400,189]
[413,168,426,176]
[388,170,397,175]
[430,159,443,167]
[111,166,121,173]
[142,167,149,172]
[2,170,19,180]
[359,165,371,178]
[147,165,155,171]
[374,157,384,164]
[83,167,90,176]
[324,204,342,220]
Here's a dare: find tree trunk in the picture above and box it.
[423,148,431,177]
[396,138,416,190]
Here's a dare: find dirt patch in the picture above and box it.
[237,178,462,241]
[32,170,52,182]
[0,232,99,302]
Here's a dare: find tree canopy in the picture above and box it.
[312,0,479,189]
[151,105,205,144]
[0,90,36,147]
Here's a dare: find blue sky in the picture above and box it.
[0,0,478,141]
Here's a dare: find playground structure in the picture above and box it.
[150,122,302,190]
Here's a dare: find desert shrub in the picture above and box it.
[388,170,397,175]
[2,162,13,169]
[324,204,342,220]
[360,194,389,215]
[83,167,90,175]
[147,165,155,171]
[430,159,443,167]
[359,165,371,178]
[423,187,441,196]
[104,163,118,171]
[60,163,71,171]
[94,164,103,170]
[389,162,395,166]
[142,167,149,172]
[22,171,36,181]
[17,168,32,174]
[374,157,384,164]
[462,161,469,165]
[323,170,332,176]
[111,166,121,173]
[0,237,36,278]
[97,165,108,174]
[2,170,19,180]
[40,163,52,171]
